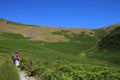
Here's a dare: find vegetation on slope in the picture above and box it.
[98,25,120,51]
[0,18,120,80]
[87,24,120,65]
[0,18,95,42]
[0,30,120,80]
[0,53,19,80]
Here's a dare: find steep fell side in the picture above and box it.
[98,24,120,51]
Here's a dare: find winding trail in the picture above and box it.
[18,68,36,80]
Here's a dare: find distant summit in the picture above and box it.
[0,17,94,42]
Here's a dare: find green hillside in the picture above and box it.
[0,19,120,80]
[98,25,120,51]
[87,24,120,65]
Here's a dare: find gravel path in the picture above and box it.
[18,69,36,80]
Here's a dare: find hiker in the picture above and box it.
[12,50,20,67]
[28,55,33,65]
[12,54,16,64]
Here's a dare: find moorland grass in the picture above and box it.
[0,31,120,80]
[0,53,19,80]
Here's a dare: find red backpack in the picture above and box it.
[15,53,20,60]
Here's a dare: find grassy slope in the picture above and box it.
[87,24,120,66]
[0,31,120,80]
[0,18,120,80]
[0,53,19,80]
[98,25,120,50]
[0,18,94,42]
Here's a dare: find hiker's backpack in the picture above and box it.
[15,53,20,60]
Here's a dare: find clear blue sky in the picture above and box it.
[0,0,120,28]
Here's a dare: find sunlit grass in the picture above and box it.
[0,53,19,80]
